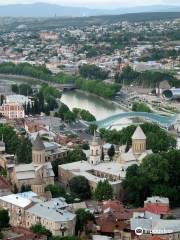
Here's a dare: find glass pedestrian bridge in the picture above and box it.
[88,112,180,128]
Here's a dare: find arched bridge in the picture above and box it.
[88,112,180,128]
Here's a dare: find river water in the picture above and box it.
[61,91,133,127]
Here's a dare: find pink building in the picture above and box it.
[0,103,24,119]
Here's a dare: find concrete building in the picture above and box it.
[0,103,24,119]
[6,95,31,106]
[0,192,76,237]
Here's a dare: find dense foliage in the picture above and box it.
[94,179,113,201]
[72,108,96,121]
[132,102,152,113]
[30,224,52,238]
[23,84,60,116]
[100,123,176,153]
[0,62,52,80]
[0,209,9,228]
[75,209,94,234]
[56,103,75,122]
[52,149,86,177]
[69,176,91,200]
[12,83,33,96]
[79,64,109,80]
[50,237,80,240]
[0,124,32,163]
[123,150,180,207]
[115,66,179,88]
[0,62,119,99]
[45,184,66,198]
[76,77,120,99]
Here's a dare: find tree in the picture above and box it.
[94,180,113,201]
[79,64,109,80]
[132,102,152,113]
[0,209,9,228]
[30,224,52,238]
[50,237,80,240]
[108,144,115,160]
[75,209,94,234]
[122,150,180,207]
[21,184,31,193]
[45,184,66,198]
[69,176,91,200]
[16,137,32,163]
[58,103,70,120]
[88,124,97,134]
[52,149,86,177]
[99,123,176,153]
[13,184,18,193]
[0,231,3,239]
[64,111,76,123]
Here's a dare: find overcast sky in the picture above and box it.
[0,0,179,8]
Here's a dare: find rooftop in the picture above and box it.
[0,194,32,208]
[132,126,146,140]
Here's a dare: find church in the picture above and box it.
[11,134,54,195]
[58,126,152,197]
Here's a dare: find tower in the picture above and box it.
[32,134,46,165]
[132,126,146,155]
[89,132,102,165]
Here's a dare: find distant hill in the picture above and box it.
[0,3,180,17]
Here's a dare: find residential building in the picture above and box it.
[0,192,76,237]
[0,103,25,119]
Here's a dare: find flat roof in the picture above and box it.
[27,201,75,222]
[0,194,32,208]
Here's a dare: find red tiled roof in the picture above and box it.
[147,236,165,240]
[145,204,170,215]
[102,200,124,212]
[96,214,127,233]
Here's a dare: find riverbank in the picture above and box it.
[75,89,130,112]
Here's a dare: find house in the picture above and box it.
[0,192,76,237]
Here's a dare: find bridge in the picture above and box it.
[51,83,77,91]
[88,112,180,128]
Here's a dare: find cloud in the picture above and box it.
[0,0,179,7]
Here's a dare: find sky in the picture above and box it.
[0,0,179,8]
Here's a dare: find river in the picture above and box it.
[61,90,133,127]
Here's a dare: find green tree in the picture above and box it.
[88,124,98,134]
[75,209,94,234]
[21,184,31,193]
[94,179,113,201]
[50,237,80,240]
[122,150,180,207]
[108,144,115,160]
[16,137,32,163]
[30,224,52,238]
[45,184,66,198]
[69,176,91,200]
[79,64,109,80]
[0,209,9,228]
[0,231,3,239]
[132,102,152,113]
[99,123,176,153]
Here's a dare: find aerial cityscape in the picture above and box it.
[0,0,179,239]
